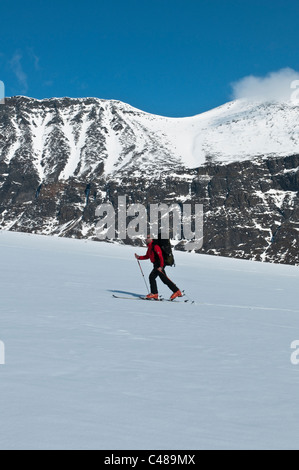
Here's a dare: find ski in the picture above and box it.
[112,294,194,304]
[164,298,194,304]
[112,294,162,301]
[178,290,195,304]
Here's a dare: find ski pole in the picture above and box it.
[137,259,150,294]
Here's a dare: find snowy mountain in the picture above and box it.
[0,96,298,264]
[1,96,299,179]
[1,230,299,450]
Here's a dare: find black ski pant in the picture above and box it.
[149,264,179,295]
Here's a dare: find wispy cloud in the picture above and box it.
[9,51,28,94]
[231,67,299,102]
[27,47,40,71]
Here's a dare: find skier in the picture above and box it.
[135,235,182,300]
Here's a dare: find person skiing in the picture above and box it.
[135,235,182,300]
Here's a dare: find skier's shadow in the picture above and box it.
[108,289,143,298]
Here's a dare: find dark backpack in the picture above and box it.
[153,235,175,267]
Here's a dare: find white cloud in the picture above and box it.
[27,47,40,71]
[231,68,299,102]
[9,51,28,94]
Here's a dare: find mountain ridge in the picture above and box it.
[2,95,299,180]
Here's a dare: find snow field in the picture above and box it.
[0,230,299,449]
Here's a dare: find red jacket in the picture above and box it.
[139,241,164,268]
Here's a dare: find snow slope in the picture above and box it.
[0,230,299,450]
[129,98,299,168]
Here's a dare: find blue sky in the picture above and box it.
[1,0,299,116]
